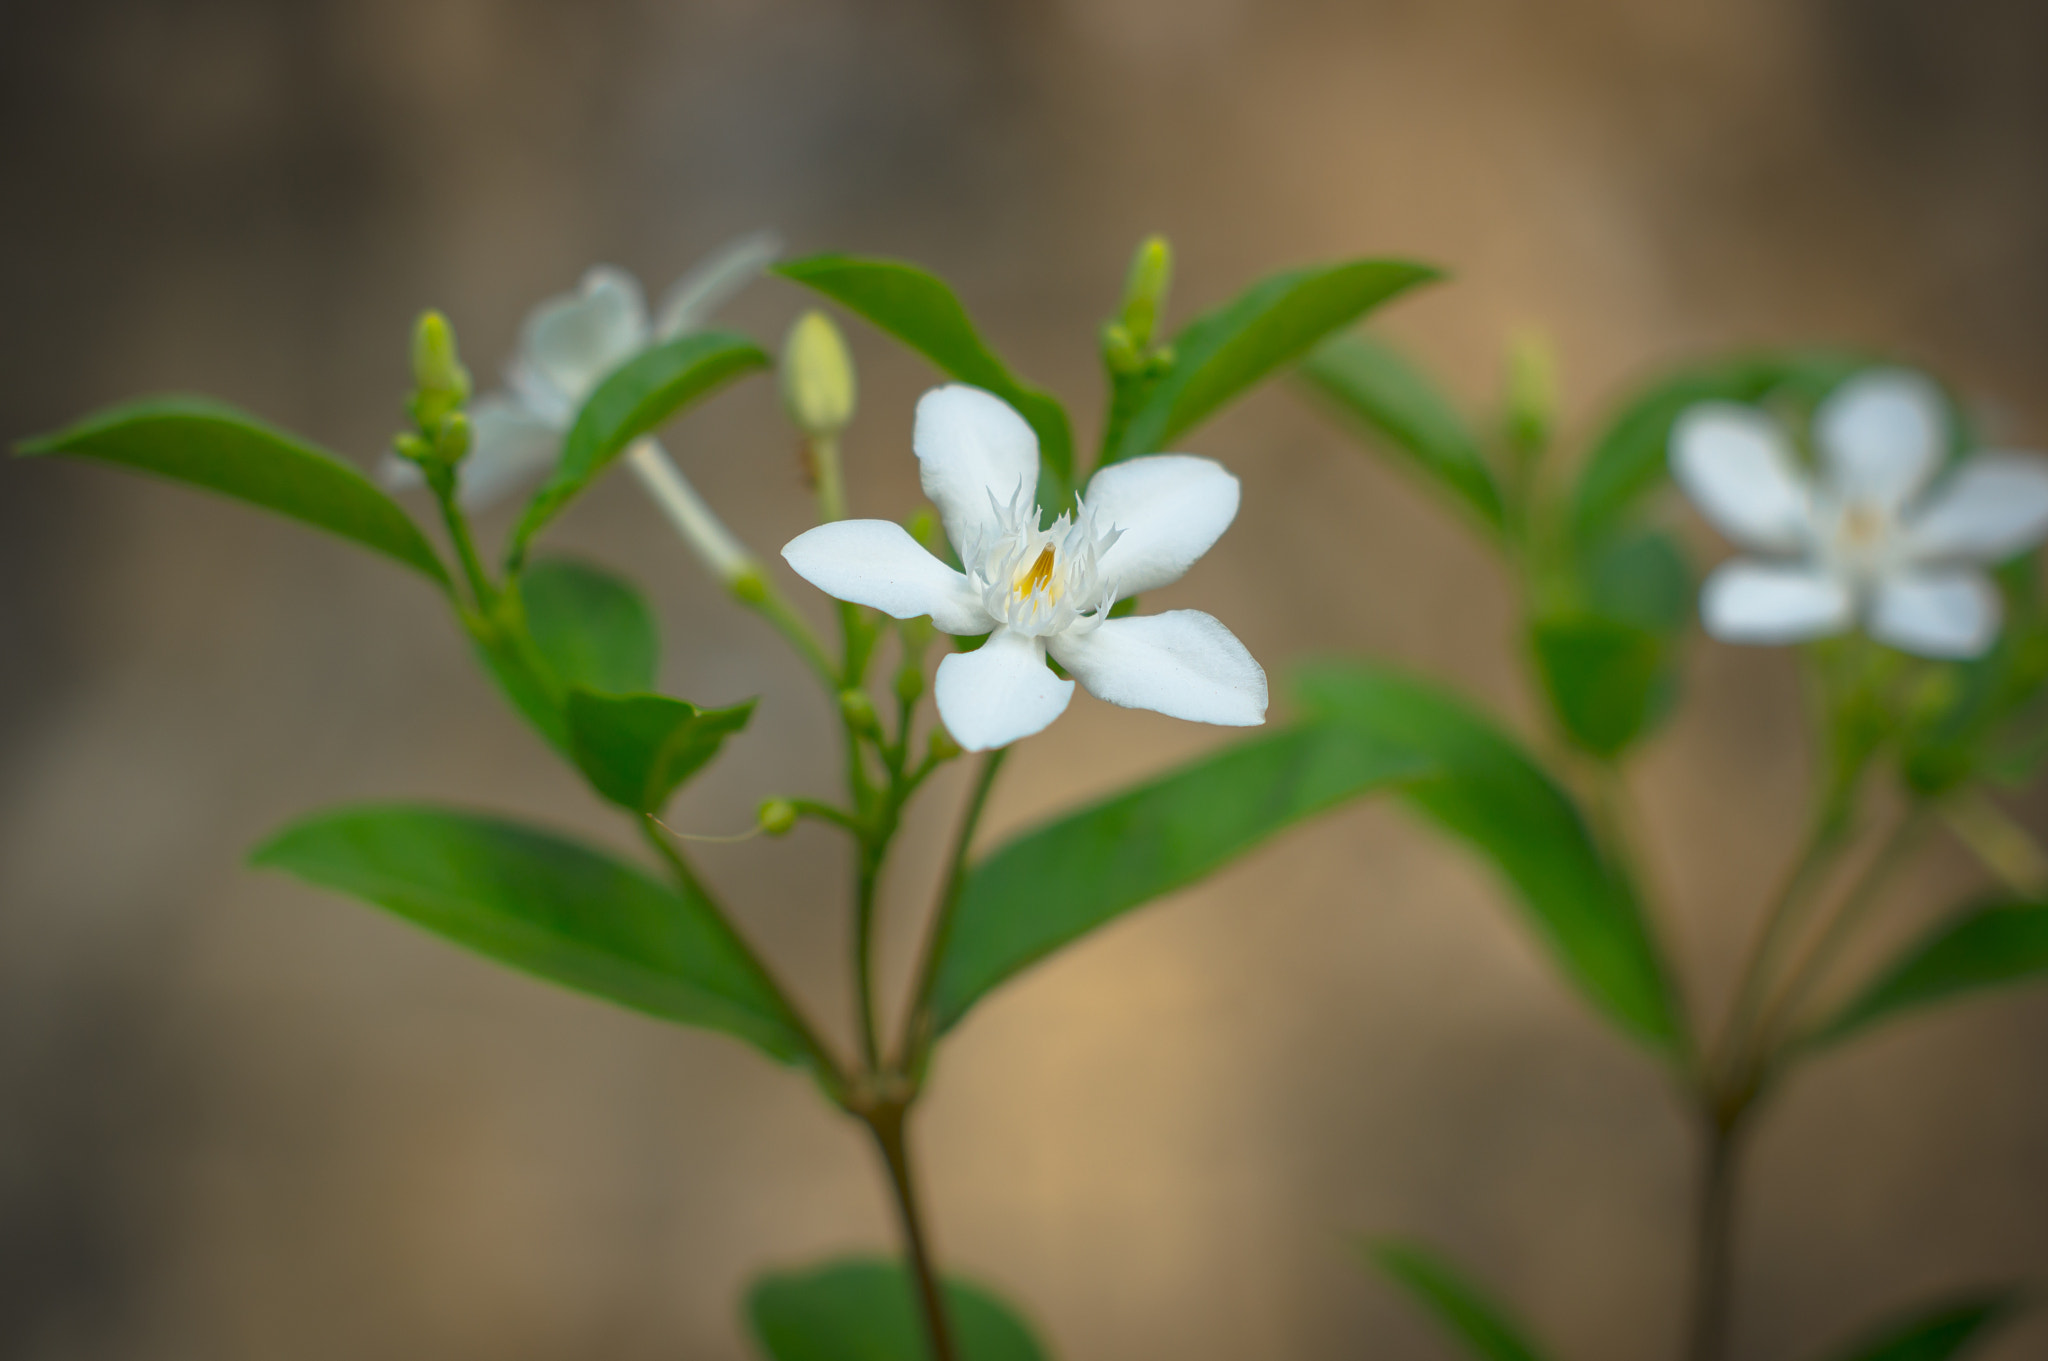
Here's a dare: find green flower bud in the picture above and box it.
[894,663,925,706]
[757,798,799,836]
[1119,234,1172,349]
[409,310,471,431]
[839,687,880,737]
[1504,329,1556,461]
[1101,321,1143,377]
[436,410,472,463]
[781,310,857,438]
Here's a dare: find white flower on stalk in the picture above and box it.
[782,385,1268,751]
[1672,368,2048,659]
[384,230,781,510]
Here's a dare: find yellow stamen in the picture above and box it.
[1016,545,1056,599]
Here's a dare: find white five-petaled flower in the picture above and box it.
[1672,367,2048,659]
[384,230,781,510]
[782,385,1269,751]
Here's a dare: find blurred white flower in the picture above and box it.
[1673,368,2048,659]
[783,385,1267,751]
[385,230,781,510]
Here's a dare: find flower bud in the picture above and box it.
[839,687,880,737]
[781,310,857,439]
[757,798,798,836]
[1118,234,1172,349]
[1504,329,1556,461]
[894,662,925,706]
[409,310,471,431]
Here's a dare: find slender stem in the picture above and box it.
[898,748,1009,1077]
[430,477,496,610]
[1714,815,1845,1084]
[734,571,840,687]
[638,817,851,1102]
[1751,807,1928,1060]
[865,1103,958,1361]
[1683,1106,1746,1361]
[810,432,849,524]
[854,844,885,1070]
[1944,787,2048,897]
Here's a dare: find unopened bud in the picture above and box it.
[436,410,472,463]
[1101,321,1144,377]
[781,310,857,438]
[1119,234,1173,349]
[894,663,925,706]
[1504,329,1556,460]
[409,310,471,431]
[757,799,798,836]
[839,687,880,736]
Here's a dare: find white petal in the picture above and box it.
[516,266,651,412]
[780,520,990,636]
[1903,453,2048,562]
[1083,455,1241,596]
[457,397,563,511]
[1816,368,1947,510]
[1700,560,1853,644]
[934,628,1074,751]
[1670,403,1812,552]
[914,385,1041,555]
[654,229,783,339]
[1869,568,2001,658]
[1048,610,1267,727]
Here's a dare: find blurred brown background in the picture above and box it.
[5,1,2048,1357]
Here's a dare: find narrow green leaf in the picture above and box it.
[1105,258,1440,468]
[776,255,1075,511]
[932,719,1432,1034]
[519,557,660,695]
[1569,350,1868,545]
[509,330,768,559]
[1297,333,1504,533]
[1815,902,2048,1046]
[1298,661,1681,1048]
[564,689,755,813]
[747,1256,1049,1361]
[1367,1241,1554,1361]
[1529,615,1675,760]
[18,396,448,586]
[1816,1292,2018,1361]
[251,804,811,1067]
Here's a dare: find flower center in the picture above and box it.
[967,481,1122,638]
[1820,496,1897,582]
[1015,546,1059,602]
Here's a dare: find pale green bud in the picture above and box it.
[409,310,471,431]
[1504,330,1557,460]
[757,799,799,836]
[781,310,857,438]
[839,687,880,737]
[894,662,925,706]
[1119,235,1173,349]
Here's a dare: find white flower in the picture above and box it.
[385,230,781,510]
[782,385,1268,751]
[1672,368,2048,659]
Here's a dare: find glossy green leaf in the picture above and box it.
[565,690,755,813]
[747,1257,1048,1361]
[1366,1241,1554,1361]
[251,804,811,1067]
[1530,615,1675,760]
[509,330,768,559]
[1569,350,1868,545]
[470,621,572,751]
[776,255,1075,510]
[1297,333,1504,533]
[1299,661,1681,1048]
[1104,258,1440,468]
[1815,902,2048,1046]
[1577,526,1691,635]
[931,719,1432,1034]
[519,557,659,695]
[18,396,448,586]
[1817,1292,2017,1361]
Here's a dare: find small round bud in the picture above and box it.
[894,663,925,706]
[730,568,769,605]
[1504,329,1557,461]
[781,310,857,439]
[757,798,798,836]
[436,410,472,463]
[1101,321,1143,377]
[839,687,880,736]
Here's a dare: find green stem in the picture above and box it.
[1714,814,1846,1087]
[854,841,886,1071]
[810,432,849,525]
[898,748,1009,1078]
[864,1102,958,1361]
[1683,1104,1747,1361]
[734,571,839,687]
[430,475,496,610]
[638,817,850,1102]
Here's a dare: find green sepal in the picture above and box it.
[18,396,449,587]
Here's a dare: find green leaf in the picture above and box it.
[519,557,660,695]
[251,804,812,1068]
[1299,661,1681,1048]
[1366,1241,1554,1361]
[1577,526,1692,635]
[470,621,572,752]
[1104,259,1440,468]
[747,1256,1049,1361]
[1569,350,1868,545]
[931,719,1432,1034]
[509,330,768,560]
[18,396,448,587]
[776,255,1076,512]
[1296,333,1504,534]
[1816,1292,2017,1361]
[565,689,755,813]
[1814,902,2048,1046]
[1529,615,1675,760]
